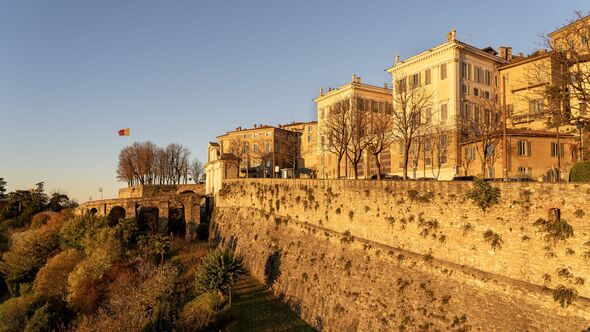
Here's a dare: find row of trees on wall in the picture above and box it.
[225,133,300,178]
[321,81,508,180]
[116,142,204,186]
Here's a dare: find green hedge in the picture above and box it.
[569,161,590,182]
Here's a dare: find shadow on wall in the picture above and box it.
[264,251,282,287]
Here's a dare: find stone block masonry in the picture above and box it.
[213,179,590,331]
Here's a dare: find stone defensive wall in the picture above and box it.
[213,178,590,331]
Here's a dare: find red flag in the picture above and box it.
[118,128,130,136]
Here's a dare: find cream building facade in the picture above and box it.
[387,30,508,180]
[314,75,393,179]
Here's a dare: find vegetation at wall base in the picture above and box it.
[569,161,590,182]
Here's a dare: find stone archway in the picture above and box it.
[168,200,186,237]
[137,206,160,233]
[108,206,126,226]
[89,208,98,215]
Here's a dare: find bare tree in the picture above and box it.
[391,74,433,179]
[116,142,193,186]
[227,139,248,178]
[366,105,395,179]
[321,99,351,178]
[189,159,204,183]
[347,98,370,179]
[283,133,300,178]
[428,126,449,179]
[461,97,503,178]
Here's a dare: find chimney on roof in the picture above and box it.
[447,29,457,42]
[518,52,524,57]
[499,46,513,61]
[253,124,257,129]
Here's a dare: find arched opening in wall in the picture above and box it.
[168,200,185,237]
[137,206,160,233]
[108,206,126,226]
[200,196,213,224]
[179,190,196,195]
[89,208,98,215]
[548,208,561,222]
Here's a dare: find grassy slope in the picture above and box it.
[225,275,315,332]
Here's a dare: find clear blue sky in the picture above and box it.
[1,0,588,201]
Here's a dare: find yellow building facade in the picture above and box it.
[314,75,393,179]
[387,30,508,179]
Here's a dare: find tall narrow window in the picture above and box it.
[517,141,532,156]
[412,73,421,87]
[440,104,448,122]
[461,62,468,79]
[425,69,431,85]
[551,142,565,157]
[440,63,447,80]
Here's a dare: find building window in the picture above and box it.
[397,78,407,92]
[425,69,431,85]
[484,91,490,99]
[425,108,432,123]
[466,146,476,161]
[485,70,491,86]
[462,84,468,94]
[580,102,587,116]
[551,142,565,157]
[582,35,588,45]
[253,144,258,153]
[517,141,532,157]
[529,99,543,113]
[253,133,258,138]
[461,62,468,79]
[440,63,447,80]
[371,100,378,112]
[424,137,432,152]
[411,73,421,87]
[440,104,448,122]
[243,134,248,139]
[473,87,479,97]
[265,142,271,152]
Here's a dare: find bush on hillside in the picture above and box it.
[59,214,108,251]
[178,291,226,330]
[0,294,42,332]
[74,262,179,331]
[569,161,590,182]
[23,299,70,332]
[33,249,83,299]
[0,227,60,294]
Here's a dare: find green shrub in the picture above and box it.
[60,214,108,251]
[553,285,577,308]
[483,229,503,250]
[24,299,69,332]
[0,227,60,291]
[533,218,574,244]
[466,180,500,211]
[178,292,226,330]
[33,249,83,299]
[569,161,590,182]
[195,248,245,305]
[0,294,42,332]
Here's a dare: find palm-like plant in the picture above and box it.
[195,248,246,307]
